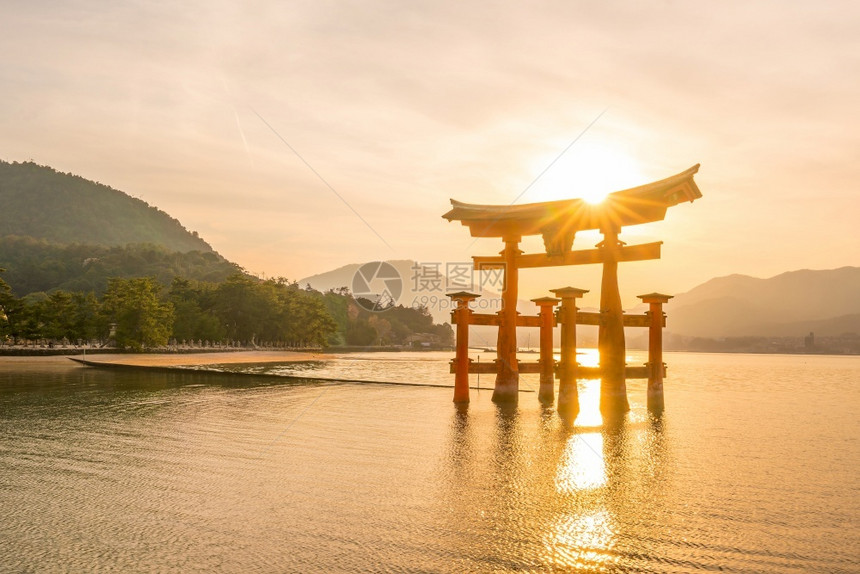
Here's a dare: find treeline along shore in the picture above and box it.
[0,271,453,353]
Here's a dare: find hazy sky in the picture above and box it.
[2,0,858,307]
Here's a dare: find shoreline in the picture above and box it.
[0,350,325,370]
[2,350,535,393]
[0,345,452,358]
[70,350,326,367]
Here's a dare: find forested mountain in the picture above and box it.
[0,160,211,251]
[0,236,241,297]
[0,161,453,349]
[0,159,239,297]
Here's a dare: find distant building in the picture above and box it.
[406,333,442,348]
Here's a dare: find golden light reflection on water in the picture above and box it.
[546,510,618,571]
[556,432,605,491]
[573,379,603,427]
[576,348,600,368]
[549,348,651,427]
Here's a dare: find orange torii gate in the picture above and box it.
[443,164,703,414]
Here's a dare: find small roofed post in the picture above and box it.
[531,296,560,405]
[551,287,588,414]
[638,293,673,413]
[448,291,480,404]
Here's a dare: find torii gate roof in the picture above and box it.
[442,164,702,239]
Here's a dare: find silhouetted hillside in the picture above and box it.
[0,160,211,252]
[669,267,860,337]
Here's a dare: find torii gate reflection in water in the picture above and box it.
[443,164,703,414]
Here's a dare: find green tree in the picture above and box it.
[431,322,454,346]
[212,273,274,342]
[0,268,16,340]
[5,289,100,343]
[278,287,337,346]
[31,291,75,340]
[100,277,173,350]
[211,275,337,347]
[322,290,349,345]
[69,292,101,342]
[345,318,377,346]
[168,277,225,342]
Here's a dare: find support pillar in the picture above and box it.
[550,287,588,412]
[531,296,560,405]
[638,293,673,413]
[493,236,521,403]
[448,292,479,403]
[597,227,630,413]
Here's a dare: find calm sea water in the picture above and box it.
[0,352,857,573]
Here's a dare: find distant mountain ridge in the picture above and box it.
[669,266,860,337]
[0,160,211,252]
[299,259,540,324]
[303,261,860,340]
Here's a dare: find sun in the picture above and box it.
[525,140,646,204]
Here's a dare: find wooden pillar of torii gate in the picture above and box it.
[442,164,703,412]
[493,236,522,402]
[597,225,629,413]
[531,296,561,404]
